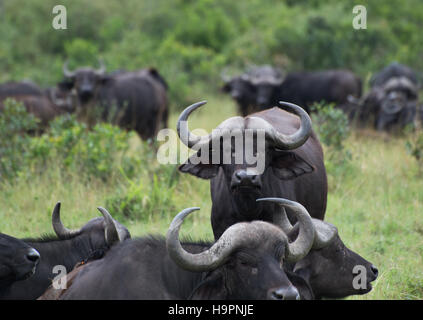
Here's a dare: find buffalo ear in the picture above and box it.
[179,153,219,179]
[271,151,314,180]
[179,162,219,179]
[189,272,227,300]
[99,75,113,85]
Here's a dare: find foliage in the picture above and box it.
[1,0,423,105]
[0,99,39,179]
[405,126,423,176]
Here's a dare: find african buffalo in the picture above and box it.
[0,81,74,129]
[42,201,323,300]
[258,198,378,299]
[359,63,419,131]
[0,233,39,291]
[60,60,169,139]
[252,69,362,114]
[221,65,284,116]
[0,203,130,300]
[177,101,327,240]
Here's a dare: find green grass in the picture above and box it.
[1,96,422,299]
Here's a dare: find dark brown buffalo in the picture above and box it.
[0,81,73,129]
[60,61,168,139]
[177,101,327,240]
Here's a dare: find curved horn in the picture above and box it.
[270,101,312,150]
[52,202,81,238]
[95,58,106,76]
[256,198,315,262]
[258,197,338,250]
[97,207,120,246]
[176,101,213,149]
[62,60,75,78]
[167,207,290,271]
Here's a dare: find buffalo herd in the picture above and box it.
[222,62,422,132]
[2,60,418,300]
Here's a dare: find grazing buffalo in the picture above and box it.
[60,60,169,139]
[0,81,74,129]
[0,233,40,292]
[358,63,420,131]
[177,101,327,240]
[42,201,324,300]
[258,198,378,299]
[0,203,130,300]
[252,69,362,114]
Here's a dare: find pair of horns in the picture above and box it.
[63,59,106,78]
[166,198,318,272]
[177,101,312,151]
[51,202,122,246]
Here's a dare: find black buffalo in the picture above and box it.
[60,60,169,139]
[358,63,419,131]
[252,69,362,114]
[221,65,284,116]
[41,201,322,300]
[258,198,378,299]
[0,233,40,292]
[177,101,327,240]
[0,203,130,300]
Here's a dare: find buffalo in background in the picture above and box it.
[356,62,420,131]
[222,66,362,115]
[0,81,74,130]
[60,60,169,140]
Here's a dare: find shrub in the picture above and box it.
[0,99,39,180]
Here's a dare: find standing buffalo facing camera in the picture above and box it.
[177,100,327,240]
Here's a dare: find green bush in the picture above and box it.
[0,99,39,180]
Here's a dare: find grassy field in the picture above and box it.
[1,95,422,300]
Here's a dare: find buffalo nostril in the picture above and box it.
[26,249,40,263]
[370,265,379,278]
[270,287,300,300]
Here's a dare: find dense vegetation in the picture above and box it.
[1,0,423,106]
[1,0,423,299]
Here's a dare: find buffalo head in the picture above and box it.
[260,198,378,299]
[60,59,107,104]
[51,202,131,251]
[177,101,313,223]
[166,198,319,300]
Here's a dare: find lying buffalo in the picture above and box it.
[258,198,378,299]
[0,233,39,294]
[1,203,130,300]
[0,81,73,129]
[358,63,419,131]
[177,101,327,240]
[60,60,168,139]
[42,201,322,300]
[252,69,362,114]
